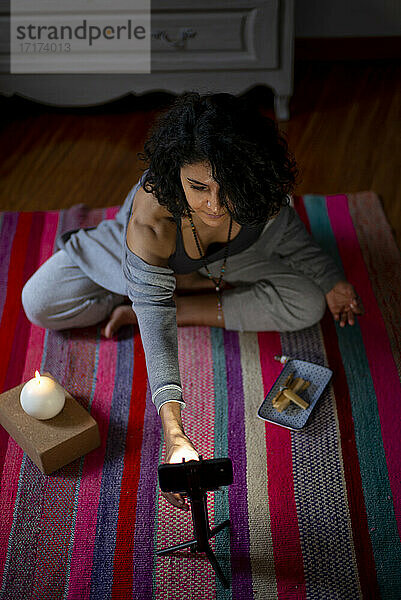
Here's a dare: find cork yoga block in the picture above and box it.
[0,373,100,475]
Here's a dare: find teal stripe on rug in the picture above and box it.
[211,327,232,600]
[304,195,401,599]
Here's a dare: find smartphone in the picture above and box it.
[158,457,233,494]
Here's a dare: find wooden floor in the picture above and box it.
[1,60,400,249]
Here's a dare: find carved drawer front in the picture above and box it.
[151,0,279,72]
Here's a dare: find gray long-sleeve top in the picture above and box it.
[122,247,185,414]
[121,196,343,414]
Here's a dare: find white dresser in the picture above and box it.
[0,0,294,120]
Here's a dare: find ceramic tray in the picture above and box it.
[257,359,333,431]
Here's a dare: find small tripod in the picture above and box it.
[157,457,232,589]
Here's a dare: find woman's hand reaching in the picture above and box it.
[325,280,364,327]
[162,433,199,511]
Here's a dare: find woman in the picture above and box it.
[22,92,363,511]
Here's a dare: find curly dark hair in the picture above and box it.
[138,92,298,226]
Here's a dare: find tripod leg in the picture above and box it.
[209,519,230,539]
[157,539,197,556]
[204,548,230,589]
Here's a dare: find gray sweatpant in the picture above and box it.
[21,248,326,333]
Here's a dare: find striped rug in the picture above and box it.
[0,192,400,599]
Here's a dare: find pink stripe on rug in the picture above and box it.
[66,336,118,600]
[0,211,59,583]
[327,195,401,536]
[155,326,216,600]
[258,331,306,599]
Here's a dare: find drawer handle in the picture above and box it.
[152,28,197,49]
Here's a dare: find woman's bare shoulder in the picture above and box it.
[126,186,177,267]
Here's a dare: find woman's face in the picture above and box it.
[180,162,230,228]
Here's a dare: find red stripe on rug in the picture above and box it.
[0,212,58,573]
[0,213,33,394]
[293,196,310,232]
[327,195,401,538]
[111,329,147,598]
[258,331,306,599]
[0,211,59,581]
[0,213,34,481]
[348,193,401,381]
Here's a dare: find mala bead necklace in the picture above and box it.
[187,211,233,320]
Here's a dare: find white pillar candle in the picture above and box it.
[20,371,65,420]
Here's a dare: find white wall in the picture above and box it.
[295,0,401,37]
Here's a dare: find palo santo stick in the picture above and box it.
[285,373,294,387]
[289,377,306,393]
[274,397,291,413]
[272,373,311,413]
[272,391,286,407]
[272,373,294,406]
[282,388,309,410]
[272,394,283,407]
[283,377,311,409]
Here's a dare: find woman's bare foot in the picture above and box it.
[101,282,232,339]
[101,305,138,338]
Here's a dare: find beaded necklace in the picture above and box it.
[187,211,233,320]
